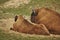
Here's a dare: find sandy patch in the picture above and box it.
[3,0,30,8]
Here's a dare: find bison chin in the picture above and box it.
[31,16,35,23]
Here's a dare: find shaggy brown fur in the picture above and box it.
[10,15,50,35]
[31,7,60,34]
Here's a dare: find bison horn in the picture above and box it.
[32,9,38,16]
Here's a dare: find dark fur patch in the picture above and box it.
[15,15,18,22]
[31,10,38,16]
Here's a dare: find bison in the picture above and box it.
[31,7,60,35]
[10,15,50,35]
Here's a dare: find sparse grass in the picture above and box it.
[0,0,60,40]
[0,0,60,19]
[0,28,60,40]
[0,0,9,4]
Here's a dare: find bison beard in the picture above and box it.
[10,15,50,35]
[31,7,60,35]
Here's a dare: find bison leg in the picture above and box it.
[39,24,50,35]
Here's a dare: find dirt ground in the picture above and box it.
[3,0,30,8]
[0,18,14,30]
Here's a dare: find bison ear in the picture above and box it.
[15,15,18,22]
[31,9,38,16]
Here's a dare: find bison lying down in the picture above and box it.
[10,15,50,35]
[31,7,60,35]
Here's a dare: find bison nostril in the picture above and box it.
[15,15,18,22]
[10,28,13,30]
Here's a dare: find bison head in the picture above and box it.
[14,15,24,22]
[10,15,24,30]
[31,8,40,23]
[31,8,50,24]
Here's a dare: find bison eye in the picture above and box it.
[15,15,18,22]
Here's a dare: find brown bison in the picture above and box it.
[31,7,60,35]
[10,15,50,35]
